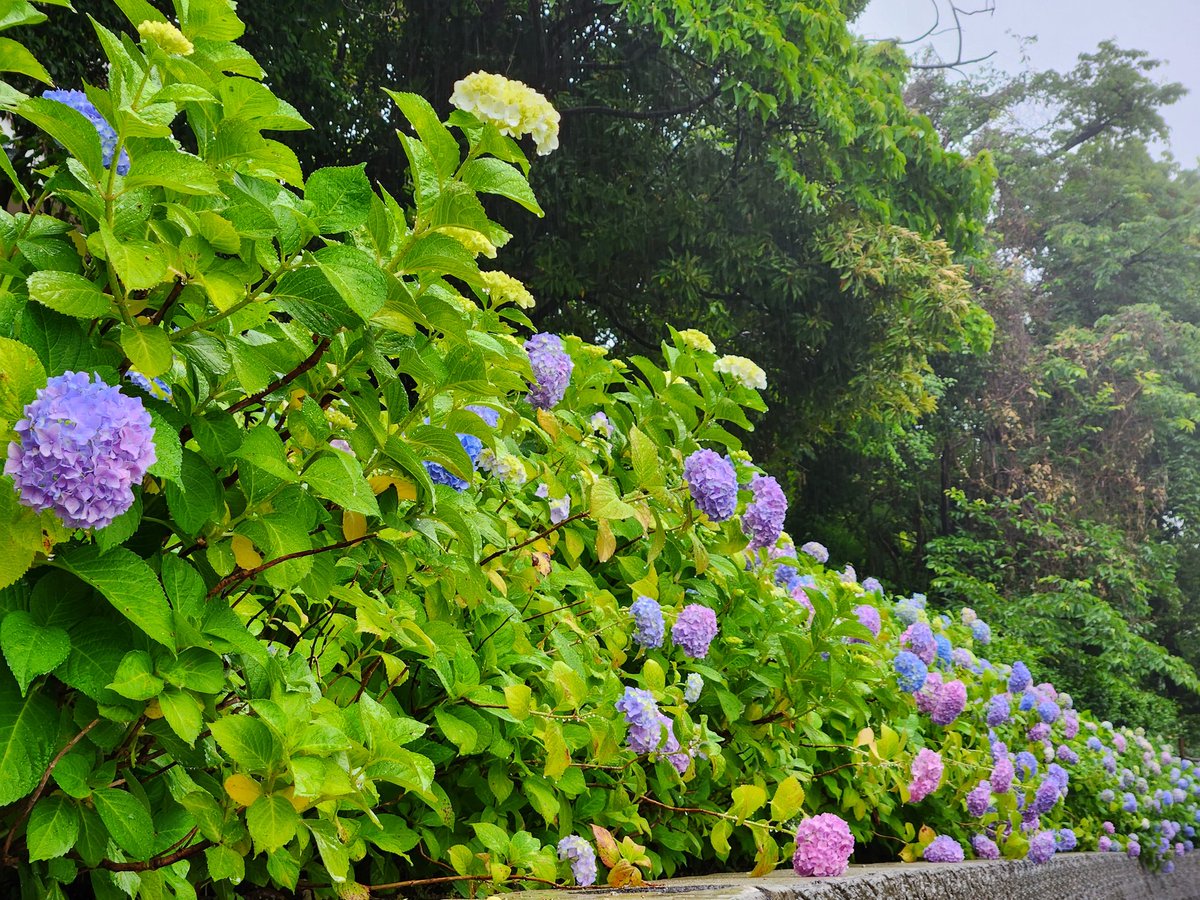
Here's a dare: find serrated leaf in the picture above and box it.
[589,478,637,520]
[125,150,220,195]
[108,650,162,701]
[503,683,530,721]
[27,795,80,861]
[210,714,281,773]
[53,546,175,650]
[17,97,104,180]
[304,452,380,516]
[204,844,245,885]
[0,667,55,805]
[1,610,69,695]
[460,158,543,215]
[770,776,806,822]
[120,324,172,378]
[92,787,154,860]
[158,686,203,744]
[246,794,300,854]
[592,824,620,867]
[0,36,50,84]
[730,783,767,821]
[306,164,372,233]
[385,90,460,178]
[26,271,111,318]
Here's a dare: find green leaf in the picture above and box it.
[158,686,203,744]
[0,36,51,84]
[54,546,175,650]
[589,478,637,520]
[0,667,55,805]
[314,243,388,321]
[306,164,372,233]
[17,97,103,181]
[272,266,362,333]
[395,232,481,285]
[0,488,40,591]
[233,424,297,483]
[460,158,543,216]
[147,411,182,484]
[204,844,245,885]
[120,324,172,378]
[158,647,225,693]
[108,650,163,702]
[26,271,112,318]
[246,794,300,854]
[407,424,474,482]
[434,707,477,754]
[730,784,767,822]
[209,714,281,773]
[99,224,168,291]
[770,776,806,822]
[125,151,220,196]
[165,450,222,536]
[304,452,380,517]
[385,90,460,179]
[92,787,154,860]
[27,796,80,861]
[1,610,69,695]
[306,819,350,883]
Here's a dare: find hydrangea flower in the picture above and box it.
[1018,690,1037,712]
[6,372,156,529]
[466,404,500,428]
[713,355,767,390]
[678,329,716,353]
[329,438,354,456]
[1008,660,1032,693]
[915,672,943,715]
[971,835,1000,860]
[799,541,829,563]
[902,622,937,665]
[893,650,928,693]
[987,694,1011,727]
[862,576,883,595]
[742,474,787,549]
[525,333,573,409]
[450,71,560,154]
[424,432,483,491]
[630,596,665,649]
[1127,840,1141,858]
[792,814,854,877]
[1015,751,1038,782]
[908,748,943,803]
[589,411,613,437]
[477,448,526,484]
[1027,830,1056,864]
[1037,700,1061,724]
[852,604,881,640]
[1027,722,1051,743]
[1056,745,1079,765]
[923,836,964,862]
[672,604,718,659]
[126,370,172,401]
[1031,779,1061,816]
[934,634,953,667]
[556,835,597,886]
[137,19,194,55]
[43,90,129,173]
[967,780,992,817]
[615,687,666,754]
[480,270,535,308]
[991,757,1015,794]
[684,673,703,704]
[931,679,967,726]
[970,619,992,645]
[683,449,737,521]
[894,597,924,626]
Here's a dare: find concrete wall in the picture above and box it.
[514,852,1200,900]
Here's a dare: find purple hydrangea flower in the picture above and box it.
[742,473,787,549]
[672,604,718,658]
[799,541,828,563]
[991,757,1015,794]
[894,650,928,693]
[852,604,881,640]
[792,814,854,877]
[932,679,967,726]
[971,835,1000,859]
[1037,700,1061,724]
[6,372,156,529]
[630,596,665,649]
[1028,722,1051,743]
[1127,840,1141,859]
[902,622,937,665]
[1027,830,1056,864]
[1015,751,1038,781]
[43,89,129,174]
[970,619,991,645]
[1057,745,1079,765]
[615,687,663,754]
[557,835,597,886]
[862,576,883,595]
[329,438,354,456]
[1009,661,1032,693]
[774,563,798,587]
[525,333,573,409]
[915,672,943,715]
[1031,779,1061,816]
[967,780,992,817]
[683,449,737,521]
[126,370,172,400]
[987,694,1011,727]
[424,432,483,491]
[923,835,964,862]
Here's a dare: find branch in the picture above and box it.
[98,836,209,872]
[227,334,332,415]
[207,533,378,598]
[479,510,590,565]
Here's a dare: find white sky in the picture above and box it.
[853,0,1200,164]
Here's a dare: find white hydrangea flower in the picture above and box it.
[678,328,716,353]
[450,72,560,155]
[480,270,535,308]
[713,355,767,390]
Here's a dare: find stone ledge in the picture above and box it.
[510,852,1200,900]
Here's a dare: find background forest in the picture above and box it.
[19,0,1200,741]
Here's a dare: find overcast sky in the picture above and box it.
[853,0,1200,163]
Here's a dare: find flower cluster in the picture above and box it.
[713,355,767,390]
[6,372,156,529]
[923,835,964,862]
[137,19,194,55]
[908,748,943,803]
[630,596,665,650]
[742,474,787,549]
[678,329,716,353]
[525,333,574,409]
[450,71,560,155]
[425,432,483,491]
[556,835,597,886]
[683,449,737,521]
[792,814,854,877]
[480,270,535,309]
[43,90,129,174]
[672,604,718,659]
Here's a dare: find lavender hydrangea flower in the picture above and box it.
[1008,661,1032,693]
[970,619,992,645]
[615,687,664,754]
[799,541,828,563]
[902,622,937,665]
[774,563,798,587]
[991,757,1015,794]
[987,694,1011,727]
[557,835,597,886]
[1031,779,1061,816]
[908,748,943,803]
[971,835,1000,860]
[466,404,501,427]
[852,604,881,641]
[329,438,354,456]
[683,449,737,521]
[932,679,967,726]
[672,604,718,658]
[43,90,129,174]
[967,781,992,817]
[915,672,943,715]
[630,596,665,649]
[525,332,573,409]
[424,432,483,491]
[1057,745,1079,765]
[684,673,703,703]
[126,370,172,400]
[894,650,928,693]
[1027,830,1056,864]
[1053,829,1076,853]
[923,835,964,862]
[1015,751,1038,781]
[862,576,883,595]
[742,473,787,549]
[1028,722,1051,743]
[792,814,854,877]
[6,372,156,529]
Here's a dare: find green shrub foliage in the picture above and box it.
[0,3,1195,897]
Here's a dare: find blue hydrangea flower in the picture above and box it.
[557,835,597,886]
[1015,751,1038,781]
[894,650,928,693]
[6,372,155,529]
[1099,789,1115,803]
[424,432,483,491]
[525,332,573,409]
[630,596,665,649]
[43,89,129,174]
[970,619,991,645]
[1037,700,1061,724]
[1087,736,1104,752]
[1122,792,1138,813]
[774,564,798,587]
[799,541,828,563]
[683,449,737,521]
[684,673,703,703]
[672,604,718,658]
[466,404,500,427]
[1009,660,1032,693]
[1046,763,1069,792]
[987,694,1011,727]
[1019,690,1037,712]
[126,370,172,401]
[934,634,952,667]
[742,473,787,549]
[894,597,924,626]
[615,687,664,754]
[862,576,883,595]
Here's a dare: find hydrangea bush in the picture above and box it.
[0,4,1194,897]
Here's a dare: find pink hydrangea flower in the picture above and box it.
[792,813,854,877]
[908,748,943,803]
